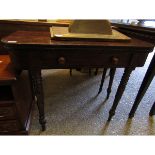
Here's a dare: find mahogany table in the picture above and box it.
[1,30,154,130]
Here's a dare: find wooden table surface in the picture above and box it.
[2,30,154,48]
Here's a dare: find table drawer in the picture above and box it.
[39,51,132,68]
[0,106,16,120]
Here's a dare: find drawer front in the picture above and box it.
[10,48,150,69]
[0,120,20,132]
[38,50,132,68]
[0,106,16,120]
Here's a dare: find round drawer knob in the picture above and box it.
[112,57,119,65]
[58,57,66,65]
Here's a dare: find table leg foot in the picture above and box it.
[149,112,155,116]
[149,102,155,116]
[109,67,134,120]
[128,112,134,118]
[128,103,139,118]
[30,69,46,131]
[106,94,110,100]
[108,110,115,121]
[39,118,46,131]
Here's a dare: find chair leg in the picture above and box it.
[106,68,116,99]
[98,68,108,94]
[149,101,155,116]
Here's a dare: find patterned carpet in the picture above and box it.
[30,50,155,135]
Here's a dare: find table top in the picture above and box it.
[112,22,155,34]
[1,30,154,52]
[111,22,155,45]
[0,20,70,27]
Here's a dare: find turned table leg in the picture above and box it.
[98,68,108,94]
[29,69,46,131]
[129,53,155,118]
[108,67,134,121]
[106,68,116,99]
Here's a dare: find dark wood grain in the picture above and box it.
[0,20,51,54]
[0,20,69,54]
[0,55,16,84]
[0,55,33,134]
[0,71,33,135]
[1,30,154,49]
[0,20,69,27]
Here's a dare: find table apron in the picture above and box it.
[9,50,149,69]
